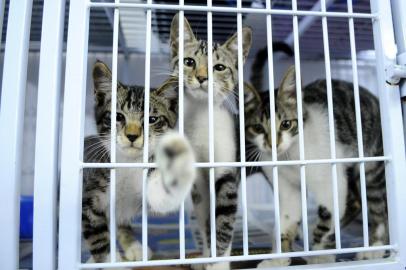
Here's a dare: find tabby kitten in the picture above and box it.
[82,61,196,264]
[170,14,252,270]
[244,66,388,266]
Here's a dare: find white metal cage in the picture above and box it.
[1,0,406,269]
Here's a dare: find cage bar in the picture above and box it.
[58,0,90,268]
[370,0,406,266]
[236,0,249,256]
[347,0,369,247]
[0,0,5,45]
[178,1,186,260]
[0,0,33,268]
[32,0,65,269]
[206,0,217,257]
[142,0,153,261]
[320,0,342,250]
[291,0,310,252]
[109,1,120,262]
[79,245,395,269]
[88,2,377,19]
[81,156,390,169]
[265,0,282,255]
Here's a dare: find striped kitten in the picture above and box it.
[170,14,252,270]
[244,66,388,267]
[82,61,196,264]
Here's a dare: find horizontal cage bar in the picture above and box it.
[79,245,395,268]
[81,156,390,168]
[88,3,377,19]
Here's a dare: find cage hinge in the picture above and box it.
[385,64,406,86]
[386,52,406,91]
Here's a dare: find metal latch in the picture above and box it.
[386,52,406,86]
[386,64,406,86]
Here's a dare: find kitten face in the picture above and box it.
[244,67,299,157]
[170,14,252,103]
[93,61,178,158]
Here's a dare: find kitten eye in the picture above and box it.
[149,116,158,124]
[116,112,125,122]
[252,124,265,134]
[184,58,195,67]
[280,120,292,130]
[214,64,226,71]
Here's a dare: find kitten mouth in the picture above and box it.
[195,86,207,92]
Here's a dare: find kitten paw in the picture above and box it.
[86,252,131,270]
[123,241,152,261]
[355,240,389,261]
[306,255,335,264]
[355,249,386,260]
[190,262,230,270]
[156,132,196,192]
[257,258,291,268]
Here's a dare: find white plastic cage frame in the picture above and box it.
[0,0,406,270]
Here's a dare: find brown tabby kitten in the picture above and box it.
[82,61,196,264]
[170,14,252,270]
[244,66,388,267]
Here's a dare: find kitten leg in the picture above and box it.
[257,178,302,268]
[214,169,238,253]
[147,132,196,214]
[82,203,111,263]
[356,163,388,260]
[190,169,238,270]
[309,189,338,264]
[307,205,336,264]
[190,172,211,270]
[117,225,152,261]
[203,169,238,270]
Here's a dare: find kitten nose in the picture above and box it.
[197,76,207,84]
[126,134,138,142]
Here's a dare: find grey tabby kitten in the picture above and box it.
[170,14,252,270]
[82,61,196,264]
[244,66,388,267]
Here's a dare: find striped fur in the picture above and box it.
[82,62,196,264]
[246,66,388,265]
[250,43,293,91]
[170,14,252,270]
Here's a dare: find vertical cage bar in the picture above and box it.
[237,0,249,256]
[109,2,120,262]
[370,0,406,266]
[58,0,90,268]
[265,0,282,254]
[33,0,65,269]
[142,0,153,261]
[207,0,217,257]
[291,0,309,252]
[0,0,33,268]
[347,0,368,247]
[320,0,342,250]
[0,0,5,46]
[178,2,186,259]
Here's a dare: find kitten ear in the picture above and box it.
[244,82,262,114]
[278,65,297,103]
[155,78,179,104]
[222,27,252,62]
[155,78,179,127]
[170,13,196,59]
[93,60,112,106]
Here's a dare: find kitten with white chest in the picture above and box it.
[244,66,388,267]
[169,14,252,270]
[82,61,196,266]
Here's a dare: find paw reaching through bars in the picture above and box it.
[147,132,196,214]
